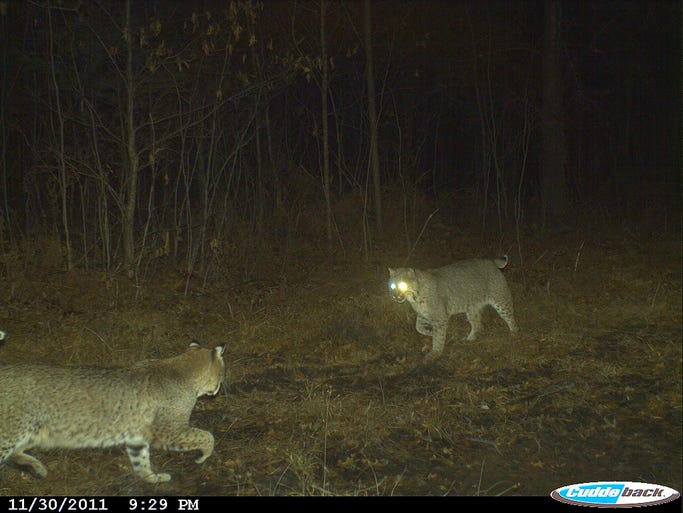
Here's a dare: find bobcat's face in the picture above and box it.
[201,344,226,397]
[388,267,416,304]
[176,343,226,397]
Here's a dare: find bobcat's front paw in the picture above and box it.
[423,349,442,363]
[142,472,172,484]
[465,331,478,341]
[195,451,211,464]
[195,441,214,464]
[192,430,214,464]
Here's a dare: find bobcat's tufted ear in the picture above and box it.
[214,345,226,359]
[406,268,416,278]
[388,267,394,274]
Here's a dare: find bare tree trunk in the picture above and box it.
[123,0,138,275]
[0,6,10,242]
[47,2,73,270]
[541,0,569,223]
[320,0,333,254]
[250,32,266,231]
[364,0,382,232]
[264,104,281,212]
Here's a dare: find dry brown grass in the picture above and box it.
[0,210,680,496]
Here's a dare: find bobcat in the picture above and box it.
[388,256,518,361]
[0,342,225,484]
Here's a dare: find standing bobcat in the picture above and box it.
[388,256,518,360]
[0,342,225,483]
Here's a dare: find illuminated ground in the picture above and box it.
[0,213,680,497]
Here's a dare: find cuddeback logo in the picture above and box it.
[551,481,680,508]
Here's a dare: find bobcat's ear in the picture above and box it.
[406,268,416,278]
[214,345,226,359]
[388,267,394,274]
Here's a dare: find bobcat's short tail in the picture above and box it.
[494,255,509,269]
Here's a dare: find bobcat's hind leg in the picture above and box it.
[491,301,518,334]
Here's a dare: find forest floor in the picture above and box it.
[0,209,681,497]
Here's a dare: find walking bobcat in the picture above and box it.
[0,342,225,483]
[389,256,518,360]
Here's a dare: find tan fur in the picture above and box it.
[388,256,518,361]
[0,343,225,483]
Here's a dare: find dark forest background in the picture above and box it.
[0,0,680,288]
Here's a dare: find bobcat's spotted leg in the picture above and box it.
[153,426,215,464]
[424,320,448,362]
[415,315,433,335]
[491,301,518,334]
[126,443,171,484]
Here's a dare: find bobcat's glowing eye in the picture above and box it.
[390,281,408,292]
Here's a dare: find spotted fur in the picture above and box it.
[388,256,518,361]
[0,343,225,483]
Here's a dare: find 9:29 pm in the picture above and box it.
[128,499,168,511]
